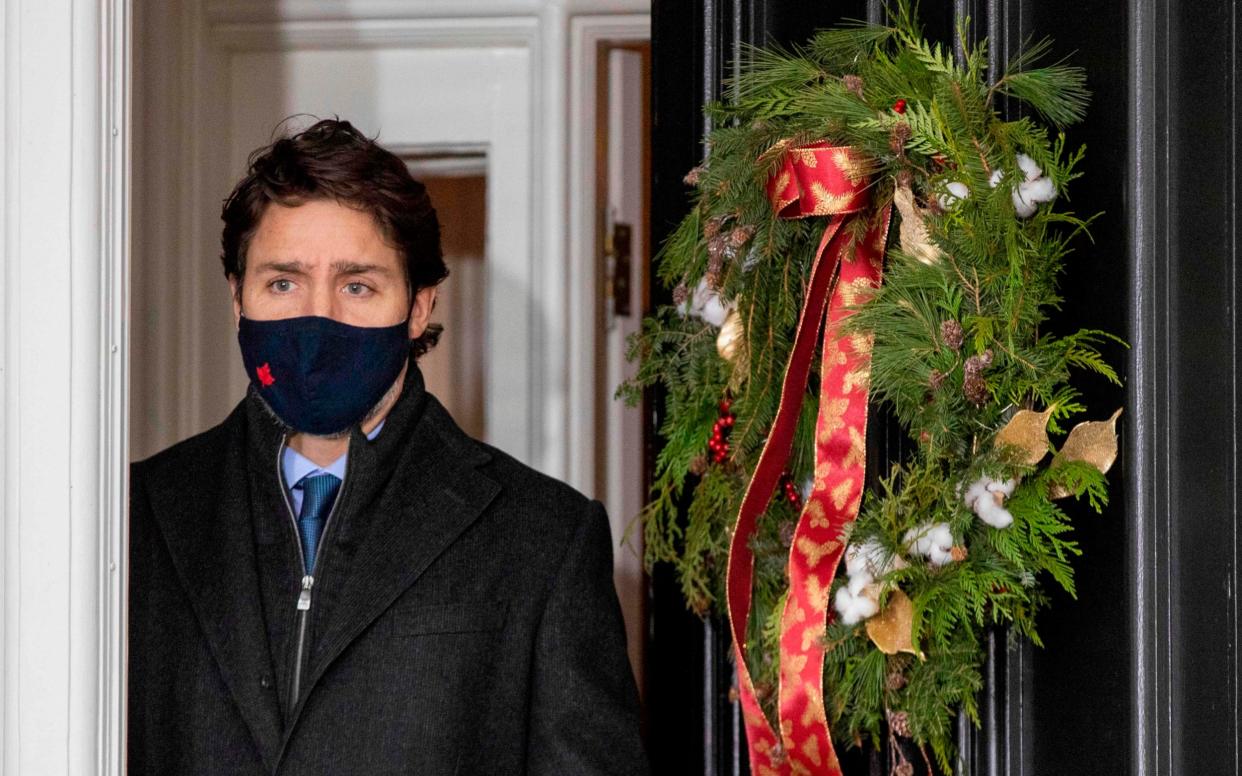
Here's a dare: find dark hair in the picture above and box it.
[220,116,448,358]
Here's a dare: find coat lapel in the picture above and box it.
[144,404,285,773]
[282,394,502,737]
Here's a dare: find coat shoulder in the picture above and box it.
[130,403,241,488]
[475,439,593,513]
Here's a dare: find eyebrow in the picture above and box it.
[251,259,396,276]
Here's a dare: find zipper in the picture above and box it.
[276,437,349,719]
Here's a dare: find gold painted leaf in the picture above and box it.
[994,407,1055,466]
[1049,408,1123,498]
[865,589,924,659]
[716,309,743,362]
[893,182,941,265]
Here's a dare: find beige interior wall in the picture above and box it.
[417,174,488,440]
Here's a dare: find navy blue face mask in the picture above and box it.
[237,314,410,436]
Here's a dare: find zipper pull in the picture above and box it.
[297,575,314,611]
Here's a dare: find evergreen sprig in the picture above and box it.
[619,3,1118,770]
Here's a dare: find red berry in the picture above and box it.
[724,416,735,426]
[893,99,907,114]
[720,398,732,412]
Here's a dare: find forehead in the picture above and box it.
[247,198,401,272]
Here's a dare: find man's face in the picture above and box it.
[230,197,436,339]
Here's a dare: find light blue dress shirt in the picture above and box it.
[281,420,385,518]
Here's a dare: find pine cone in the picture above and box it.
[672,282,690,306]
[683,165,704,186]
[704,217,723,240]
[778,521,797,548]
[729,224,755,248]
[894,762,914,776]
[963,348,994,376]
[886,671,908,691]
[963,371,988,406]
[889,121,912,156]
[950,545,969,562]
[842,74,865,97]
[887,710,912,738]
[928,369,947,391]
[940,319,964,351]
[689,453,708,475]
[708,234,727,262]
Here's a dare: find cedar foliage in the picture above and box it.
[618,4,1118,770]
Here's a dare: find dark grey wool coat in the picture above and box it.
[128,359,650,775]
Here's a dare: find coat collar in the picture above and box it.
[146,357,502,769]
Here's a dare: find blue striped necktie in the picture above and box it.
[297,473,341,574]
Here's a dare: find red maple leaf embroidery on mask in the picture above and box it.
[256,362,275,387]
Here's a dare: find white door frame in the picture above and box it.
[1,1,131,774]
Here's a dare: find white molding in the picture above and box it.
[2,0,130,773]
[565,14,650,494]
[209,16,540,50]
[100,2,133,773]
[204,0,649,24]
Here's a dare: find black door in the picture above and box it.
[646,2,1242,774]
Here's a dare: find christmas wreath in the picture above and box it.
[619,5,1122,774]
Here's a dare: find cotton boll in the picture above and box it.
[938,180,971,209]
[985,478,1018,498]
[845,539,906,578]
[1011,187,1040,218]
[687,277,731,327]
[1016,152,1042,181]
[974,497,1014,529]
[903,522,955,566]
[847,570,873,597]
[699,295,731,327]
[834,585,880,625]
[1021,176,1057,204]
[844,544,872,577]
[989,169,1005,188]
[964,475,1016,529]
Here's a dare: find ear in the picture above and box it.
[228,274,243,329]
[407,285,438,340]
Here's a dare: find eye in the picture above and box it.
[344,282,372,297]
[269,278,295,293]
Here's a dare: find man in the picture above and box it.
[128,118,650,775]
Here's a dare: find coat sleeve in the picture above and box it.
[525,498,651,775]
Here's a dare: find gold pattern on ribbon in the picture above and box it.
[843,427,866,469]
[814,460,836,483]
[803,497,830,528]
[795,148,821,168]
[831,479,855,510]
[816,398,851,440]
[842,366,870,394]
[838,276,878,308]
[831,148,867,185]
[795,536,840,568]
[809,183,859,214]
[805,576,831,610]
[850,332,875,356]
[770,170,793,209]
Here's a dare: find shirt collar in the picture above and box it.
[282,419,385,489]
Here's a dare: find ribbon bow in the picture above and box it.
[727,141,892,775]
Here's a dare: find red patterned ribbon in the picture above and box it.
[726,142,891,775]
